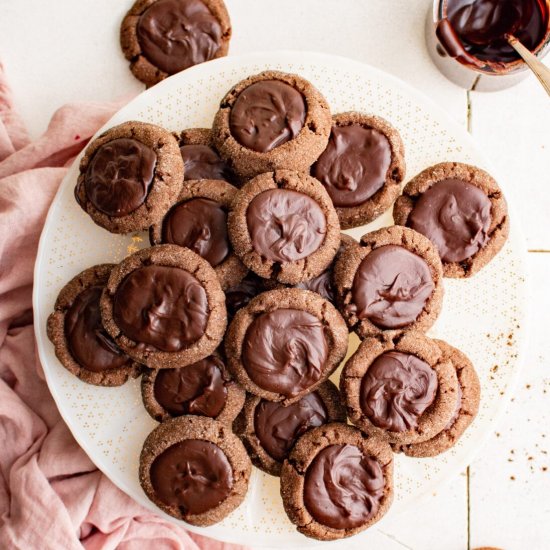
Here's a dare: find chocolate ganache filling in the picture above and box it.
[179,144,233,182]
[350,245,434,329]
[312,124,392,207]
[154,355,227,417]
[242,309,328,397]
[225,273,265,320]
[246,189,326,263]
[408,178,492,263]
[162,198,230,267]
[304,444,385,529]
[360,351,438,432]
[230,80,306,153]
[150,439,233,515]
[84,138,156,217]
[295,270,334,302]
[254,392,328,462]
[136,0,222,75]
[113,265,208,352]
[65,286,131,372]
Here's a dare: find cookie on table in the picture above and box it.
[340,332,459,446]
[228,170,341,285]
[212,71,332,179]
[311,112,405,229]
[225,288,348,405]
[394,340,480,457]
[141,351,245,423]
[75,121,183,234]
[333,225,444,339]
[393,162,509,278]
[224,271,268,321]
[233,380,346,476]
[47,264,140,386]
[100,245,226,369]
[149,179,247,289]
[120,0,231,87]
[139,415,250,526]
[280,423,394,541]
[175,127,238,185]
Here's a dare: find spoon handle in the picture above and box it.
[506,35,550,97]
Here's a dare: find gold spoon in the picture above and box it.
[506,34,550,97]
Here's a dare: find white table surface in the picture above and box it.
[1,1,549,549]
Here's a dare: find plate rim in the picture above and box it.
[32,49,530,547]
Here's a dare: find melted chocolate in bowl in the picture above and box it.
[154,356,227,417]
[150,440,233,515]
[254,392,328,462]
[360,351,438,432]
[137,0,222,75]
[242,309,328,397]
[304,444,385,529]
[438,0,549,67]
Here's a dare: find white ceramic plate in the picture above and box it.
[33,51,527,547]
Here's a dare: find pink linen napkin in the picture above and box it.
[0,62,248,550]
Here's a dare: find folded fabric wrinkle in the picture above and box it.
[0,61,247,550]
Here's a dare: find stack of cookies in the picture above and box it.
[47,70,508,541]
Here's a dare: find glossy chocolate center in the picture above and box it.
[440,0,548,64]
[136,0,222,75]
[230,80,306,153]
[304,444,385,530]
[224,273,265,320]
[65,286,131,372]
[113,265,208,352]
[360,351,438,432]
[312,124,392,207]
[150,439,233,515]
[254,392,328,462]
[246,189,326,263]
[154,355,227,417]
[180,144,233,182]
[162,198,230,267]
[350,245,434,329]
[295,269,334,302]
[242,309,328,397]
[408,178,492,263]
[84,138,156,217]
